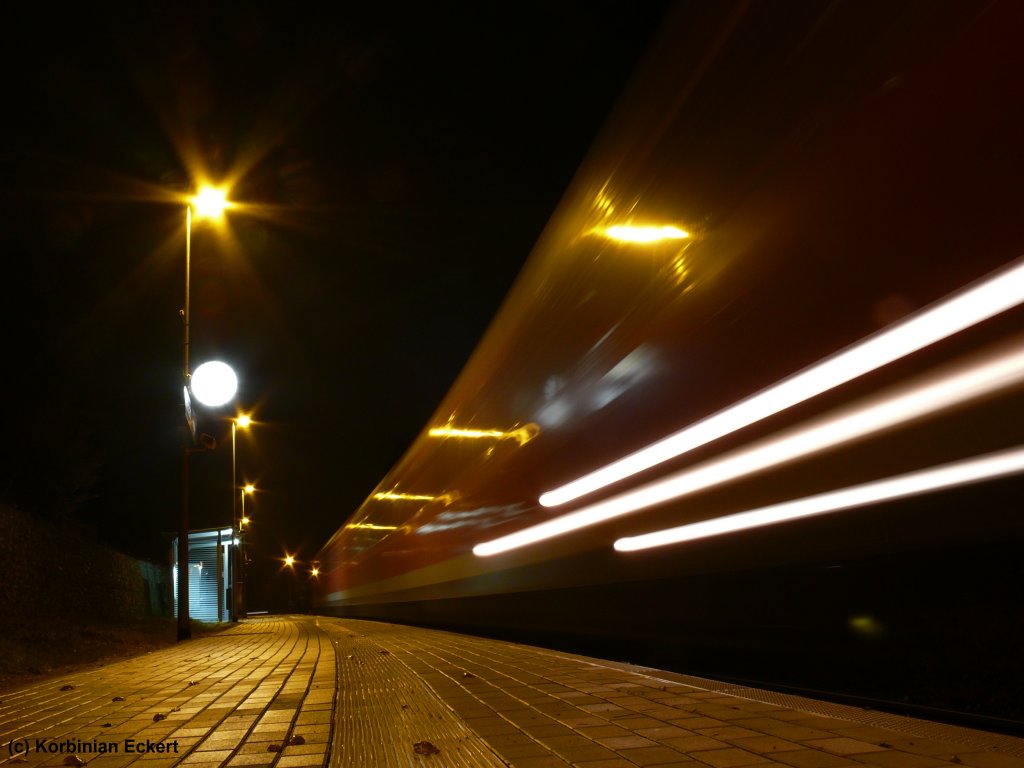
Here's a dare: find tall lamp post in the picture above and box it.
[178,186,231,642]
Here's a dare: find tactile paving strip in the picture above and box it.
[316,621,505,767]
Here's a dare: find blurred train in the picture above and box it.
[314,1,1024,716]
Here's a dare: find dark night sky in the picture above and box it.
[1,4,671,571]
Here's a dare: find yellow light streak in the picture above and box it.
[603,224,690,243]
[346,523,400,531]
[428,422,539,446]
[474,342,1024,556]
[541,257,1024,508]
[373,491,440,502]
[615,446,1024,551]
[429,426,505,439]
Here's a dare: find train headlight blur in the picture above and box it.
[614,446,1024,552]
[475,342,1024,557]
[540,258,1024,509]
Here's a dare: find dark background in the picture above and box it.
[0,4,671,592]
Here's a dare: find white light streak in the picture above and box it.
[615,446,1024,551]
[540,258,1024,508]
[474,344,1024,556]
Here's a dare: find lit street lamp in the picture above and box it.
[231,415,253,622]
[242,483,255,517]
[178,185,232,642]
[234,481,253,626]
[178,360,236,638]
[191,362,239,407]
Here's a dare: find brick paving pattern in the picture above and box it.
[1,616,1021,768]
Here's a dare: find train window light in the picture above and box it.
[602,224,690,243]
[614,446,1024,551]
[539,257,1024,508]
[474,342,1024,556]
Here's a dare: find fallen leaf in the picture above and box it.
[60,684,75,691]
[401,704,410,710]
[462,672,475,678]
[153,713,167,722]
[10,758,27,764]
[101,723,112,728]
[287,735,305,746]
[413,741,440,756]
[267,744,282,753]
[187,680,198,687]
[379,649,390,655]
[111,696,125,702]
[63,756,86,766]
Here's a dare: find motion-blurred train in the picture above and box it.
[314,1,1024,715]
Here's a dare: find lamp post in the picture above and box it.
[231,414,251,622]
[178,186,230,642]
[237,481,255,620]
[241,483,255,518]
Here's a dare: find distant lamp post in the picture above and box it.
[178,185,234,642]
[241,484,255,530]
[284,554,295,567]
[231,415,253,623]
[241,484,255,539]
[236,483,256,622]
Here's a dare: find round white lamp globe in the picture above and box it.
[191,361,238,407]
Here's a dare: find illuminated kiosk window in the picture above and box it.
[170,526,235,623]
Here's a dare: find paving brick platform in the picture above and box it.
[1,616,1021,768]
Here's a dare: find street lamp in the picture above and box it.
[179,360,236,637]
[231,415,253,622]
[191,362,239,407]
[242,483,255,512]
[178,184,233,642]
